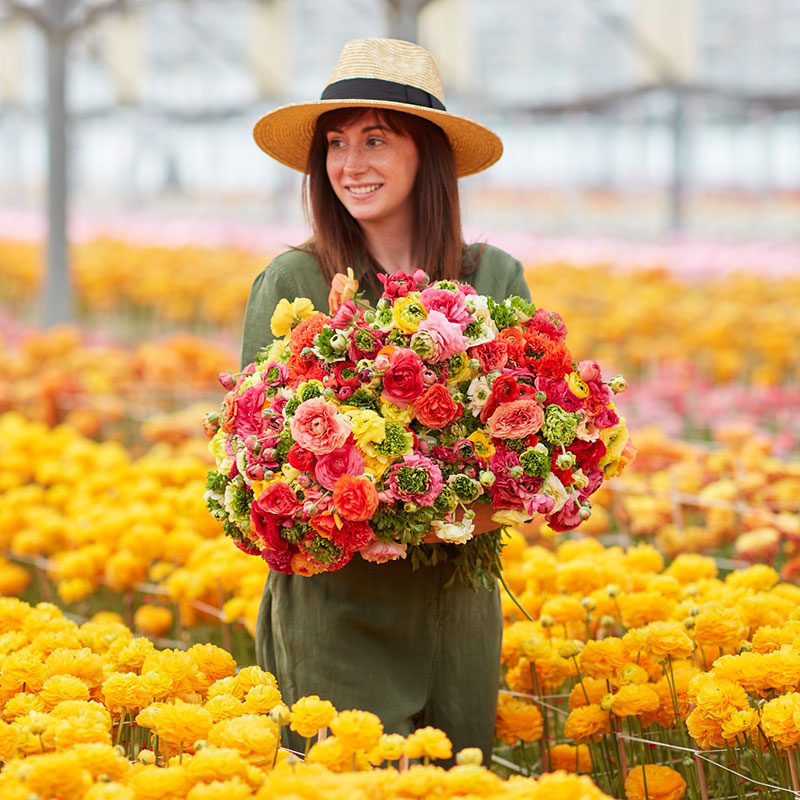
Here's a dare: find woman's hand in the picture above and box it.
[421,504,501,544]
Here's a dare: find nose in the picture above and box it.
[343,144,367,174]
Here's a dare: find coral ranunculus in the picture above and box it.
[413,383,462,429]
[290,396,352,455]
[332,475,379,521]
[487,399,544,439]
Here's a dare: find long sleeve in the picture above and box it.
[239,250,330,370]
[240,263,300,370]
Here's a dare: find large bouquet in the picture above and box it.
[204,269,634,588]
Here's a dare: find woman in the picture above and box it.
[243,38,531,763]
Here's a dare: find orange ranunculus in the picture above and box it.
[289,313,330,357]
[563,703,610,743]
[625,764,686,800]
[332,475,379,521]
[549,742,592,773]
[578,638,630,679]
[328,269,359,314]
[413,383,462,429]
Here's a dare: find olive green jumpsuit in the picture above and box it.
[240,245,531,763]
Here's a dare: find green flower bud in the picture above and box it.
[479,470,495,487]
[609,375,628,394]
[556,452,576,470]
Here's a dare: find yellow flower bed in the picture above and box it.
[0,326,234,440]
[2,238,799,384]
[0,413,267,639]
[0,238,263,328]
[0,596,612,800]
[497,534,800,797]
[606,426,800,564]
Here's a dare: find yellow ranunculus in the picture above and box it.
[344,408,386,449]
[380,398,413,426]
[597,416,629,475]
[392,293,427,334]
[491,508,531,527]
[270,297,316,337]
[467,430,495,460]
[567,371,590,398]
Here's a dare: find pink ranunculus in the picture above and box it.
[470,339,509,373]
[487,398,545,439]
[414,310,468,361]
[381,348,425,408]
[577,359,602,382]
[419,288,472,330]
[359,539,408,564]
[535,376,584,412]
[530,308,568,340]
[385,453,443,506]
[314,441,365,490]
[488,448,540,508]
[525,493,555,516]
[232,382,266,439]
[254,481,300,517]
[593,406,619,429]
[330,300,358,329]
[378,270,427,300]
[261,361,290,387]
[589,380,613,406]
[546,497,584,532]
[290,396,352,454]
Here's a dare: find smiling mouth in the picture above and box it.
[347,184,382,196]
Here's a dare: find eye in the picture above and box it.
[327,137,345,149]
[367,137,385,147]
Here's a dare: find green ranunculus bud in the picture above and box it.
[556,452,576,470]
[609,374,628,394]
[534,390,547,403]
[479,470,495,487]
[330,331,349,352]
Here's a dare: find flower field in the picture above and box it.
[0,235,799,798]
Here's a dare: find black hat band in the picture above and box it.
[321,77,446,112]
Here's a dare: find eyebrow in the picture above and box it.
[328,124,391,134]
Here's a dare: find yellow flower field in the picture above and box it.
[0,596,613,800]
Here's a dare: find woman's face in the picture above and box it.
[325,110,420,230]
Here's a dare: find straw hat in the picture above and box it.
[253,38,502,178]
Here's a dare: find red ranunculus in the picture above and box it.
[287,443,315,471]
[381,348,425,408]
[254,481,300,517]
[413,383,462,429]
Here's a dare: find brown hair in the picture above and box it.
[299,108,479,293]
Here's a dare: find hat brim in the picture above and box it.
[253,99,503,178]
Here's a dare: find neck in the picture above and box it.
[359,212,415,275]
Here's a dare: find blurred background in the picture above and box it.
[3,0,800,238]
[0,1,798,631]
